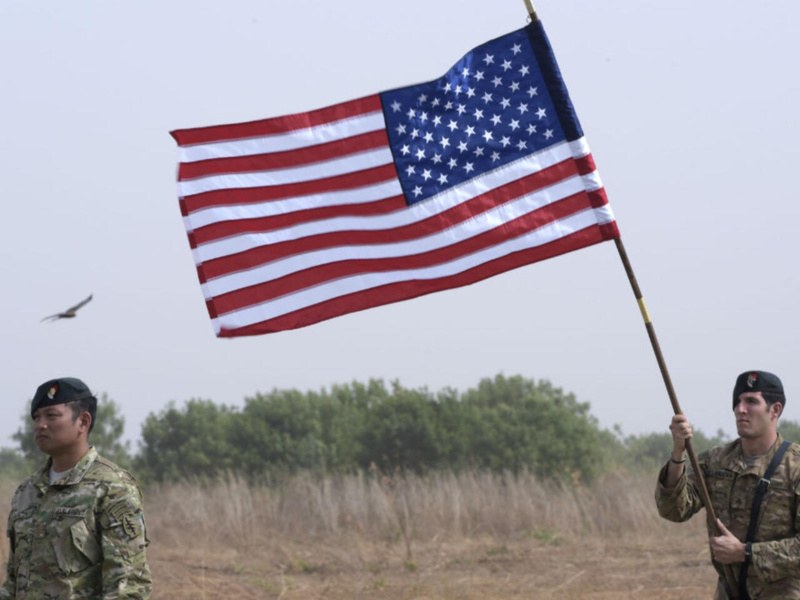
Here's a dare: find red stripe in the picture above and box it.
[575,154,596,175]
[209,191,593,315]
[171,95,382,146]
[190,195,407,247]
[217,227,606,336]
[178,130,390,180]
[199,158,582,280]
[181,164,399,213]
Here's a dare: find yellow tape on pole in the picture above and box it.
[638,298,652,324]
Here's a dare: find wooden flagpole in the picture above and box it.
[519,0,736,593]
[613,238,738,593]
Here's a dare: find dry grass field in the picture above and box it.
[1,470,717,599]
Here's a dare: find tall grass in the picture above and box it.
[143,468,667,553]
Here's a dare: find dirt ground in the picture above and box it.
[148,528,717,599]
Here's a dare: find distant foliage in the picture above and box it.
[135,375,607,483]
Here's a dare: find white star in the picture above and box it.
[413,185,423,197]
[509,119,520,131]
[410,128,420,139]
[418,93,428,103]
[526,123,537,135]
[492,76,503,88]
[482,130,493,142]
[444,82,452,93]
[438,173,449,185]
[501,59,513,71]
[511,43,522,55]
[473,146,484,157]
[510,81,520,92]
[500,136,511,147]
[448,158,458,169]
[527,86,538,98]
[482,92,493,104]
[465,125,476,137]
[536,107,547,119]
[447,120,459,132]
[475,70,485,81]
[415,148,426,160]
[483,53,495,65]
[517,140,528,150]
[500,97,511,109]
[432,152,442,164]
[423,131,434,143]
[519,65,530,77]
[517,102,529,114]
[422,169,432,181]
[439,136,451,148]
[491,151,501,162]
[405,165,416,176]
[544,129,554,139]
[444,101,454,110]
[390,100,402,112]
[453,85,462,96]
[456,104,467,115]
[432,115,442,127]
[420,111,428,122]
[462,67,470,77]
[457,141,469,153]
[473,108,484,120]
[431,97,441,107]
[491,114,502,126]
[406,108,416,119]
[466,87,476,98]
[464,162,475,173]
[401,144,411,155]
[395,124,407,135]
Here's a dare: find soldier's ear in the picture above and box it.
[771,402,784,420]
[78,411,93,434]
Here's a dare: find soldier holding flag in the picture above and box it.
[656,371,800,599]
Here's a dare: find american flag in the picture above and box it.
[171,21,619,337]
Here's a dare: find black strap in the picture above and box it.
[736,440,791,600]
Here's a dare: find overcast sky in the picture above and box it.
[2,0,798,452]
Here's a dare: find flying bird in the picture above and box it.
[41,294,94,322]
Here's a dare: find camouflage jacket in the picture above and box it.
[0,448,151,599]
[656,435,800,599]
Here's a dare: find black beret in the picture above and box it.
[31,377,94,418]
[732,370,784,408]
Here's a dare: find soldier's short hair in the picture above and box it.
[68,397,97,434]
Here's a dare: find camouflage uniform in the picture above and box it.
[0,447,151,599]
[656,435,800,599]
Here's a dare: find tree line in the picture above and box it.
[3,374,800,484]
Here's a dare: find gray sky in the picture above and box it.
[2,0,798,451]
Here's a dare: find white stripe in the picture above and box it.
[192,142,575,263]
[202,175,589,299]
[211,209,601,330]
[593,204,615,225]
[568,138,591,158]
[179,111,386,163]
[184,179,404,232]
[178,147,394,197]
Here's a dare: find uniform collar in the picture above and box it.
[35,446,99,489]
[719,434,785,475]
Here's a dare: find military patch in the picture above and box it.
[54,506,88,518]
[108,501,135,524]
[47,384,58,399]
[747,372,758,388]
[123,515,141,538]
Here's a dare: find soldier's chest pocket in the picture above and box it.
[761,482,796,532]
[51,517,103,575]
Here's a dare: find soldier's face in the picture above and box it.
[733,391,780,440]
[33,404,83,455]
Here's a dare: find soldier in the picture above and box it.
[0,377,151,599]
[656,370,800,599]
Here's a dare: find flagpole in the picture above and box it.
[523,0,539,21]
[613,238,738,594]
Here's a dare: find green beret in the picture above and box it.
[732,370,784,408]
[31,377,94,418]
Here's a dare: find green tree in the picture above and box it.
[13,393,131,468]
[778,419,800,443]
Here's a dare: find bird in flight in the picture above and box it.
[41,294,94,322]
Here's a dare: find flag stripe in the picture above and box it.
[198,157,584,281]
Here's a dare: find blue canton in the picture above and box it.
[381,29,565,206]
